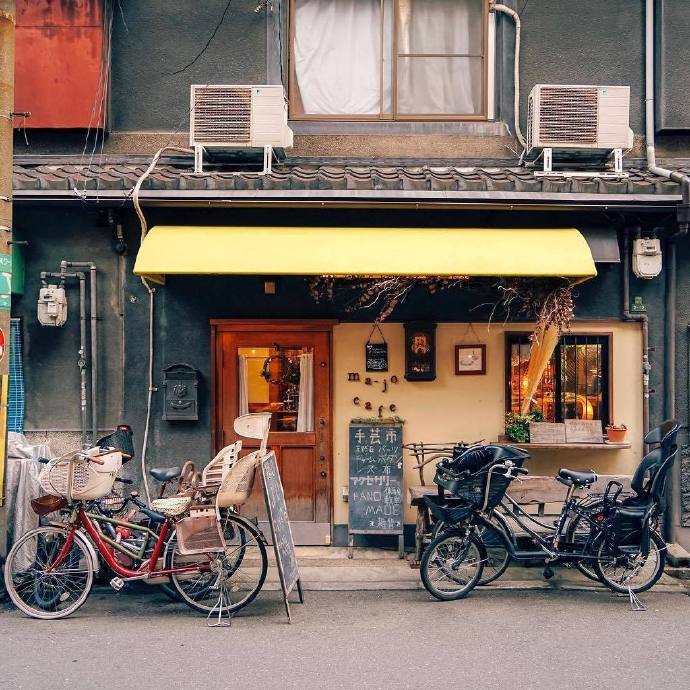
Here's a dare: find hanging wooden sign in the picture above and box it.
[365,323,388,372]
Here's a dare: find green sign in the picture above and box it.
[0,254,12,312]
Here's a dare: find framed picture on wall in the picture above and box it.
[404,321,437,381]
[455,344,486,375]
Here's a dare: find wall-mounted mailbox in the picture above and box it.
[162,363,199,421]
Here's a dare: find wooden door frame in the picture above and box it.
[210,319,338,527]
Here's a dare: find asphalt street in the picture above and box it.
[2,586,690,690]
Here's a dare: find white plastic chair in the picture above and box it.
[201,441,242,487]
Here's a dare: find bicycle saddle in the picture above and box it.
[557,468,597,487]
[149,466,181,482]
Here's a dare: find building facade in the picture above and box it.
[7,0,690,549]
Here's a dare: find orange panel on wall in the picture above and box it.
[14,0,106,129]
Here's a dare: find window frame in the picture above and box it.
[504,332,613,428]
[287,0,490,122]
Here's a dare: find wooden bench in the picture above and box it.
[407,474,632,564]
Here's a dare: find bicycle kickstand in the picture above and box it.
[207,583,234,628]
[628,585,647,612]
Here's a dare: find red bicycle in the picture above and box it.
[4,450,267,619]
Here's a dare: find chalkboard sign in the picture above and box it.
[366,342,388,372]
[262,451,303,621]
[349,424,403,536]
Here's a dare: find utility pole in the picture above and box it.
[0,0,15,557]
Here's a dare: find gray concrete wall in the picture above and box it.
[11,206,124,437]
[110,0,267,132]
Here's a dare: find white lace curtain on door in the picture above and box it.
[238,354,249,416]
[293,0,482,116]
[296,352,314,433]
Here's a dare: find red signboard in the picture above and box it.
[14,0,106,129]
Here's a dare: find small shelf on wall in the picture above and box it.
[506,442,631,451]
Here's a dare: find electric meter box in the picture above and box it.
[162,363,199,421]
[37,285,68,326]
[632,238,662,279]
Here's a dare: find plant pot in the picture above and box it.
[606,425,627,443]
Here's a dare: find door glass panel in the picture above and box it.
[238,345,314,432]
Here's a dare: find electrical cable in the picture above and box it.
[168,0,234,75]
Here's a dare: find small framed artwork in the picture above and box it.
[455,344,486,375]
[404,321,437,381]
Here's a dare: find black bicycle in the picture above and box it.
[420,422,679,600]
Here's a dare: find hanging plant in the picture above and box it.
[307,274,468,322]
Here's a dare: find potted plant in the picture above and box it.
[606,423,627,443]
[504,410,544,443]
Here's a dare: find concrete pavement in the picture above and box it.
[2,585,690,690]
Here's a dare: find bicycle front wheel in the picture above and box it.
[421,530,485,601]
[166,513,267,614]
[4,526,94,619]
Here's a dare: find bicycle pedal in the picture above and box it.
[110,577,125,592]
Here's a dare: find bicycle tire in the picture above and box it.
[4,526,94,619]
[593,529,666,594]
[165,513,267,614]
[421,530,485,601]
[564,501,605,582]
[432,517,510,586]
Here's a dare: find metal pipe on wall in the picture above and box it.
[61,261,98,442]
[621,231,650,440]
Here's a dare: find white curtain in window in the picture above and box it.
[294,0,385,115]
[397,0,483,115]
[238,354,249,416]
[296,352,314,432]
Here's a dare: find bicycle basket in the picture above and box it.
[423,495,473,525]
[175,507,225,555]
[38,449,122,501]
[98,489,126,514]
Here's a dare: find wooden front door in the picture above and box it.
[212,321,333,545]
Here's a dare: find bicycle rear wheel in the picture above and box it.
[421,530,485,601]
[593,529,666,594]
[165,513,267,614]
[4,526,94,619]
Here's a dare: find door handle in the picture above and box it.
[318,416,326,463]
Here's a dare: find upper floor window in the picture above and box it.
[289,0,488,120]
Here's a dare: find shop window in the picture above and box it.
[289,0,488,120]
[506,334,610,427]
[238,346,314,432]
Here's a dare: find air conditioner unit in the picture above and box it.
[189,85,293,174]
[527,84,633,174]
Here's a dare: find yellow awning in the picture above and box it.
[133,226,597,281]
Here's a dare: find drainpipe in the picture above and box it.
[645,0,690,421]
[622,230,650,440]
[62,261,98,441]
[489,2,527,153]
[645,0,690,540]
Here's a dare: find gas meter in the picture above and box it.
[632,238,662,279]
[37,284,68,326]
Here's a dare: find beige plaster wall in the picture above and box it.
[332,321,643,525]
